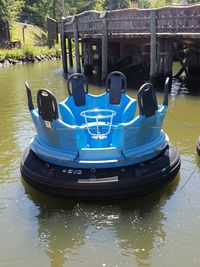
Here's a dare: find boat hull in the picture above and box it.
[21,144,181,200]
[197,136,200,156]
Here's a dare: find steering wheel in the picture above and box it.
[80,109,116,139]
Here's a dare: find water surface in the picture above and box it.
[0,61,200,267]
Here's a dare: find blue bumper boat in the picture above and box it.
[21,72,180,199]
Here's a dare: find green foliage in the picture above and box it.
[0,0,8,21]
[138,0,150,8]
[188,0,200,3]
[104,0,130,10]
[20,0,99,27]
[150,0,175,8]
[0,45,61,60]
[10,22,47,45]
[0,48,23,60]
[94,0,105,10]
[0,20,60,61]
[0,0,25,22]
[64,0,97,14]
[20,1,54,27]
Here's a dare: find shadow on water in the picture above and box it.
[22,174,180,267]
[185,77,200,96]
[66,59,200,98]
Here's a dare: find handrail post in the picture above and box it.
[101,11,108,81]
[150,10,157,79]
[61,19,68,75]
[73,15,81,73]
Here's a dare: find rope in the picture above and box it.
[166,112,191,128]
[179,163,198,191]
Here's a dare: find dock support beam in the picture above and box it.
[61,19,68,75]
[68,38,73,67]
[73,15,81,73]
[150,10,157,79]
[82,41,95,74]
[101,11,108,81]
[157,38,173,81]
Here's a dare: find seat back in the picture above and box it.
[37,89,58,122]
[25,84,80,158]
[138,83,158,117]
[67,73,88,106]
[106,71,127,105]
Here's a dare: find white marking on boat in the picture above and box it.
[78,176,119,184]
[79,159,118,164]
[45,121,51,128]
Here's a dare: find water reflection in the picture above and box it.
[23,175,179,267]
[112,176,179,267]
[37,205,85,267]
[0,200,6,214]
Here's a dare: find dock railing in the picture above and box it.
[63,5,200,35]
[61,5,200,79]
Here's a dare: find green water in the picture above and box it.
[0,60,200,267]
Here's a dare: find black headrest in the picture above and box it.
[68,73,88,106]
[138,83,158,117]
[106,71,127,105]
[37,89,58,122]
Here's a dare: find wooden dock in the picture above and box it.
[61,5,200,81]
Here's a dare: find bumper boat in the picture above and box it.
[197,136,200,156]
[21,71,181,200]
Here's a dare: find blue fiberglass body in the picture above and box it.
[28,72,169,169]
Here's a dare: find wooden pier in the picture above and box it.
[61,5,200,81]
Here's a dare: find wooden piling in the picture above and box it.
[166,39,173,78]
[157,38,173,79]
[82,42,88,66]
[61,19,68,75]
[82,41,94,74]
[73,15,81,73]
[150,10,157,79]
[101,11,108,81]
[68,38,73,67]
[88,43,94,67]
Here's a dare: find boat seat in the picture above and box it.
[105,71,127,105]
[138,83,158,117]
[112,81,167,155]
[67,73,88,107]
[30,88,83,158]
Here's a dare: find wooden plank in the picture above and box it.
[61,20,68,75]
[63,6,200,36]
[150,10,157,78]
[101,11,108,81]
[68,38,73,67]
[73,15,81,73]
